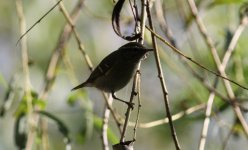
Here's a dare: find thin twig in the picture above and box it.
[16,0,63,45]
[198,13,248,150]
[146,1,181,150]
[198,78,218,150]
[56,3,122,123]
[132,70,141,142]
[56,2,94,71]
[222,24,246,69]
[119,0,147,144]
[186,0,237,99]
[101,95,114,150]
[58,0,123,128]
[62,49,120,150]
[187,0,248,137]
[56,3,123,150]
[146,27,248,91]
[146,24,248,111]
[119,70,140,143]
[26,1,85,149]
[15,0,35,149]
[155,0,176,47]
[127,103,206,128]
[184,65,248,110]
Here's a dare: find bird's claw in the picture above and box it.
[126,102,135,110]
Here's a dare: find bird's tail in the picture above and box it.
[71,82,90,91]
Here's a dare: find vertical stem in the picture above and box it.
[187,0,248,137]
[15,0,34,149]
[119,0,147,143]
[198,78,218,150]
[101,95,113,150]
[222,24,245,69]
[132,72,141,141]
[25,1,85,149]
[120,71,140,143]
[146,1,181,150]
[198,19,248,150]
[138,0,147,44]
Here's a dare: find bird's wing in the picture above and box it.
[87,50,120,82]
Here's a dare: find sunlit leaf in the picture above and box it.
[14,91,46,117]
[93,116,119,144]
[14,100,27,117]
[33,99,46,109]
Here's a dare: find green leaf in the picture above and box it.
[0,72,7,88]
[14,100,28,117]
[14,113,27,149]
[67,91,87,106]
[14,90,41,117]
[37,111,71,144]
[93,116,119,144]
[33,99,47,109]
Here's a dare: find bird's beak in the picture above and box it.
[146,48,153,52]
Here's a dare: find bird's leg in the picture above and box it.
[111,92,134,109]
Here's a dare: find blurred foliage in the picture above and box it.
[0,0,248,150]
[14,91,46,117]
[67,91,88,107]
[208,0,246,7]
[0,73,7,89]
[14,113,27,149]
[93,116,119,144]
[37,111,71,145]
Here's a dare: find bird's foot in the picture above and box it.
[124,101,135,110]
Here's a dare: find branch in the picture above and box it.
[16,0,63,45]
[187,0,248,138]
[132,72,142,141]
[101,95,114,150]
[127,103,206,128]
[198,8,248,149]
[198,78,218,150]
[15,0,34,149]
[26,1,85,149]
[146,1,181,150]
[146,27,248,91]
[56,3,123,149]
[222,24,247,69]
[118,0,147,146]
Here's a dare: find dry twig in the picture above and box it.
[15,0,34,149]
[146,1,181,149]
[186,0,248,138]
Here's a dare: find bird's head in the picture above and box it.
[119,42,153,62]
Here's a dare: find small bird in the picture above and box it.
[72,42,153,108]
